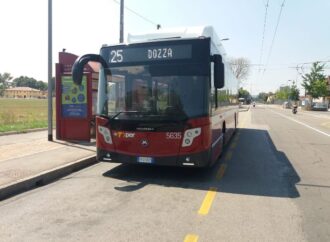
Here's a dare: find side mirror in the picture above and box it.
[212,54,225,89]
[72,54,108,85]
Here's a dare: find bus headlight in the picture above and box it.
[182,128,201,147]
[98,126,112,144]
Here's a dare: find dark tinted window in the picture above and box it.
[105,65,208,120]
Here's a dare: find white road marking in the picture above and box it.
[270,110,330,138]
[268,105,330,119]
[297,110,330,120]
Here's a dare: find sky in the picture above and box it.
[0,0,329,95]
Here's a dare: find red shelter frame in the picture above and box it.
[55,52,98,141]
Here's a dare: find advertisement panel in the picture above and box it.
[61,76,87,118]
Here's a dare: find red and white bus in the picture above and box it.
[72,26,239,167]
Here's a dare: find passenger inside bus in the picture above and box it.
[132,79,152,111]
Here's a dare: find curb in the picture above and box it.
[0,155,97,201]
[0,128,48,136]
[239,106,250,112]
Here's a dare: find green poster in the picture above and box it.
[61,76,87,118]
[61,76,87,104]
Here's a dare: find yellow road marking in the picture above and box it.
[231,141,237,149]
[184,234,199,242]
[216,163,227,180]
[225,151,232,161]
[198,187,217,215]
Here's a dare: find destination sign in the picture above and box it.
[104,44,192,64]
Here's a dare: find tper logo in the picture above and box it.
[125,133,135,138]
[140,139,149,147]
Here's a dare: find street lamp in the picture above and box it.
[48,0,53,141]
[119,0,124,43]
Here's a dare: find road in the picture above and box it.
[1,105,330,242]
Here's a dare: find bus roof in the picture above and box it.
[126,26,227,57]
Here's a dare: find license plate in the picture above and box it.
[137,157,153,164]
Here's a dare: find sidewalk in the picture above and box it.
[0,130,96,200]
[239,104,250,112]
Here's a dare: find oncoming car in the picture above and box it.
[312,103,328,111]
[282,101,291,109]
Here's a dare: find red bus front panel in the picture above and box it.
[96,116,212,167]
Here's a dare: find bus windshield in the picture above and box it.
[103,64,209,121]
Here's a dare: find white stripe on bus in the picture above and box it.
[211,133,224,148]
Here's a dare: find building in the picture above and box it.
[3,87,47,99]
[266,94,275,104]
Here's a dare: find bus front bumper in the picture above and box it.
[97,148,211,167]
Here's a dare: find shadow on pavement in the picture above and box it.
[51,140,96,152]
[103,128,300,198]
[219,129,300,198]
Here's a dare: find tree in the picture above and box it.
[13,76,37,88]
[301,62,328,99]
[257,92,274,103]
[238,87,250,99]
[51,76,56,94]
[275,83,300,101]
[12,76,48,91]
[289,82,300,101]
[275,86,290,100]
[0,72,13,96]
[229,57,251,85]
[36,81,48,91]
[258,92,269,103]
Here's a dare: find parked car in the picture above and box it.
[311,102,328,111]
[238,98,245,108]
[282,101,291,109]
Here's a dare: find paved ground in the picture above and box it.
[0,105,329,242]
[0,131,96,199]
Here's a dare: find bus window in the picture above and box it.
[131,79,152,111]
[107,74,126,113]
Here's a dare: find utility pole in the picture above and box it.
[119,0,124,43]
[48,0,53,141]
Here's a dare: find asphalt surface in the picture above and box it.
[0,131,96,200]
[0,105,329,242]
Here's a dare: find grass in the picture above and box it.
[0,98,55,133]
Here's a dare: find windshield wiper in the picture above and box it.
[109,111,141,120]
[107,110,188,123]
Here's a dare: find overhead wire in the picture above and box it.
[253,0,270,96]
[258,0,269,72]
[112,0,159,28]
[290,60,330,65]
[263,0,286,75]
